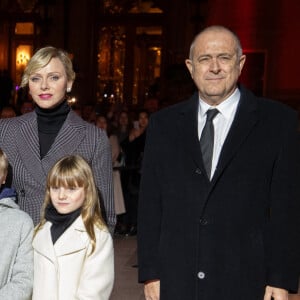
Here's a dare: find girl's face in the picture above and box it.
[50,185,85,214]
[28,57,73,109]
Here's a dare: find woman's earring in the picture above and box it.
[67,87,71,93]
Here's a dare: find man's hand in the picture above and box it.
[144,280,160,300]
[264,285,288,300]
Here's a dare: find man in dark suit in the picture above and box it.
[137,25,299,300]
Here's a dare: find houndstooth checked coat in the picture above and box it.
[0,110,116,226]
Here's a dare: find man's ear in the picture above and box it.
[238,54,246,74]
[185,59,194,78]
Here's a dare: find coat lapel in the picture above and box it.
[17,112,47,185]
[54,216,88,256]
[41,111,87,171]
[211,88,259,185]
[16,111,88,186]
[33,222,57,263]
[33,217,88,260]
[178,93,206,173]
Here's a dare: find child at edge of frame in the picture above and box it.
[0,148,34,299]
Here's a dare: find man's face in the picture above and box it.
[185,29,246,106]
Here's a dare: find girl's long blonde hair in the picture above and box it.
[35,155,107,254]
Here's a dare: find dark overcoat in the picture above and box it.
[137,86,300,300]
[0,110,115,226]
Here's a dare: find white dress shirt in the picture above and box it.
[198,88,240,179]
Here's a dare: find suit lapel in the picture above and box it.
[178,93,206,173]
[17,112,47,185]
[41,111,86,171]
[211,88,259,184]
[16,111,88,186]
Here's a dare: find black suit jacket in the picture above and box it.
[137,86,300,299]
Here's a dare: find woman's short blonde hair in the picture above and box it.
[20,46,76,87]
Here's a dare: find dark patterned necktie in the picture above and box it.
[200,109,219,179]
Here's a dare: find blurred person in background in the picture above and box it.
[20,100,34,115]
[0,105,17,119]
[120,109,149,236]
[116,110,131,144]
[96,115,126,219]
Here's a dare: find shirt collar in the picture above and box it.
[199,88,241,120]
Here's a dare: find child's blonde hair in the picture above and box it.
[0,148,8,177]
[35,155,106,254]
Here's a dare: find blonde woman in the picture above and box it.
[0,46,115,231]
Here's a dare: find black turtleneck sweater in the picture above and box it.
[36,101,70,158]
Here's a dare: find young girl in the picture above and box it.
[32,155,114,300]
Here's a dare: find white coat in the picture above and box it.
[32,216,114,300]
